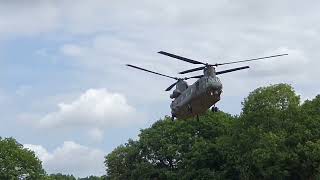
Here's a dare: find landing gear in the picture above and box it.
[171,114,175,121]
[211,106,219,112]
[187,104,193,113]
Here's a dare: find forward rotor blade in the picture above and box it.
[216,66,250,75]
[179,66,205,74]
[188,75,204,79]
[165,81,178,91]
[126,64,178,80]
[215,54,288,66]
[158,51,205,65]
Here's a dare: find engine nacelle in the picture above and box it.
[170,89,181,99]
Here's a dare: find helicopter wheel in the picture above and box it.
[187,104,193,113]
[211,106,219,112]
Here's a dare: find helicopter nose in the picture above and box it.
[207,77,222,97]
[208,77,222,90]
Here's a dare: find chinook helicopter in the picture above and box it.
[127,51,288,120]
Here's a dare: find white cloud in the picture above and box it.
[24,141,105,177]
[0,1,59,36]
[39,88,138,128]
[24,144,53,163]
[36,89,144,140]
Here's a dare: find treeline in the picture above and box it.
[105,84,320,179]
[47,173,105,180]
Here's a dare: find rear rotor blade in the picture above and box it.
[216,66,250,75]
[165,81,178,91]
[126,64,178,80]
[158,51,206,65]
[179,66,205,74]
[215,54,288,66]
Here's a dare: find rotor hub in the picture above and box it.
[204,66,216,77]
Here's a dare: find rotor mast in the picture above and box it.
[203,66,216,77]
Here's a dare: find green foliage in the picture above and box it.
[46,174,105,180]
[78,175,106,180]
[46,173,76,180]
[105,83,320,179]
[105,112,235,179]
[0,137,46,180]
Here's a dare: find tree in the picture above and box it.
[221,84,320,179]
[105,112,235,179]
[78,175,106,180]
[0,137,46,179]
[105,83,320,179]
[46,173,76,180]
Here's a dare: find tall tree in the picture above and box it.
[0,137,46,179]
[105,112,235,179]
[222,84,320,179]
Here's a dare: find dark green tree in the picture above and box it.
[0,137,46,179]
[220,84,320,179]
[105,112,235,179]
[46,173,76,180]
[78,175,106,180]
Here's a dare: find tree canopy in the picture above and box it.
[0,138,106,179]
[46,174,106,180]
[0,137,46,179]
[105,83,320,179]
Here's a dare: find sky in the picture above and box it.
[0,0,319,177]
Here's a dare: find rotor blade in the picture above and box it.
[179,66,205,74]
[216,66,250,75]
[215,54,288,66]
[187,75,204,79]
[126,64,178,80]
[158,51,205,65]
[165,81,178,91]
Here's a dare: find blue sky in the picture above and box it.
[1,0,319,177]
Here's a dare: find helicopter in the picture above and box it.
[127,51,288,120]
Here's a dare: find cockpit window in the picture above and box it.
[215,77,221,83]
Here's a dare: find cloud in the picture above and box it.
[39,88,139,128]
[0,1,59,36]
[24,141,105,177]
[36,89,144,140]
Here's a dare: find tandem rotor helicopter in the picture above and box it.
[127,51,288,120]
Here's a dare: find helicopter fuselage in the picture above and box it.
[170,74,222,119]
